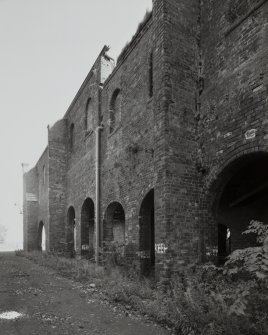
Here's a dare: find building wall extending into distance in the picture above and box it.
[23,0,268,277]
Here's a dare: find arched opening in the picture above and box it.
[139,189,155,276]
[67,206,76,256]
[103,202,125,254]
[85,98,93,134]
[70,123,74,151]
[215,153,268,264]
[148,52,153,98]
[109,88,121,133]
[80,198,95,259]
[37,221,46,251]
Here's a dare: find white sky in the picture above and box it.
[0,0,152,250]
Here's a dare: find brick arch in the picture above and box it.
[103,201,125,253]
[137,183,155,210]
[200,150,268,264]
[139,188,155,276]
[204,146,268,194]
[80,198,95,259]
[205,149,268,214]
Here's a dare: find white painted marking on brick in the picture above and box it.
[245,129,256,140]
[0,311,24,320]
[253,84,263,93]
[155,243,168,254]
[223,132,232,138]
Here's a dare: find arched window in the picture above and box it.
[109,89,121,134]
[85,98,93,134]
[149,52,153,98]
[42,165,46,185]
[70,123,74,151]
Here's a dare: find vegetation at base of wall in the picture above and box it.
[16,220,268,335]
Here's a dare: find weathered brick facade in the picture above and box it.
[23,0,268,277]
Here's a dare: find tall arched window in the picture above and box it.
[70,123,74,151]
[42,165,46,185]
[109,89,121,134]
[149,52,153,98]
[85,98,93,134]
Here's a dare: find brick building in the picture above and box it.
[23,0,268,277]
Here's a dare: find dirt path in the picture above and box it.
[0,252,171,335]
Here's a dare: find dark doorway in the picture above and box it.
[139,189,155,276]
[67,206,76,256]
[217,153,268,263]
[80,198,95,259]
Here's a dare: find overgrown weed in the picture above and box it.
[16,221,268,335]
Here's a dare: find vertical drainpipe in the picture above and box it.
[95,56,104,265]
[95,124,103,265]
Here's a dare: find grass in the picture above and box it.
[16,250,268,335]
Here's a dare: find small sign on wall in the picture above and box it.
[245,129,256,140]
[155,243,168,254]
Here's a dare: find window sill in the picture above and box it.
[84,129,93,140]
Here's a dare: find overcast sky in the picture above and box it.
[0,0,152,250]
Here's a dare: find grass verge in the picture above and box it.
[15,250,268,335]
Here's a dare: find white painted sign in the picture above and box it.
[245,129,256,140]
[155,243,168,254]
[136,250,151,259]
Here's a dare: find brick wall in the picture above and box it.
[48,119,68,252]
[36,148,49,250]
[23,168,39,251]
[23,0,268,276]
[198,0,268,260]
[151,0,201,275]
[100,17,154,261]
